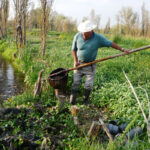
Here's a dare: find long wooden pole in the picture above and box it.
[49,45,150,77]
[123,71,150,143]
[123,71,148,125]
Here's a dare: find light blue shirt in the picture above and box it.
[72,32,112,62]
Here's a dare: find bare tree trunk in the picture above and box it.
[22,0,29,46]
[41,0,54,56]
[41,27,46,56]
[16,25,23,48]
[141,3,145,36]
[3,0,9,36]
[23,10,26,46]
[13,0,29,48]
[0,0,9,37]
[41,0,47,56]
[0,26,4,38]
[13,0,22,47]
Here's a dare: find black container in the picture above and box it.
[119,123,128,132]
[126,126,142,140]
[106,124,120,135]
[48,68,68,89]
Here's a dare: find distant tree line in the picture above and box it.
[113,3,150,37]
[28,8,77,33]
[0,1,150,57]
[0,1,149,38]
[81,4,150,37]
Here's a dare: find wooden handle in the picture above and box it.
[49,45,150,77]
[68,45,150,71]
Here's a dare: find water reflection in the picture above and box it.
[0,57,24,100]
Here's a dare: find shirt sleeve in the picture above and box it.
[72,34,78,51]
[98,34,112,47]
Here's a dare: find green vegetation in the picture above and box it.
[0,31,150,149]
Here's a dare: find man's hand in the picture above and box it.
[72,51,80,67]
[74,61,80,68]
[122,49,130,53]
[111,43,130,54]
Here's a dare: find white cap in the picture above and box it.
[77,20,96,32]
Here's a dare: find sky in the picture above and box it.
[9,0,150,28]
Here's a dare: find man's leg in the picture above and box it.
[70,70,82,105]
[83,64,96,105]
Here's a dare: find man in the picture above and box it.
[70,20,129,105]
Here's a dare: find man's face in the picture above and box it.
[82,31,93,40]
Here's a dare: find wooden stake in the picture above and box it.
[73,117,79,126]
[33,70,44,98]
[71,106,80,117]
[99,118,114,142]
[55,89,66,111]
[71,106,80,126]
[88,121,101,137]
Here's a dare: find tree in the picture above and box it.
[0,2,4,38]
[13,0,30,47]
[62,18,76,32]
[82,16,88,22]
[117,7,138,35]
[13,0,23,47]
[104,18,111,34]
[116,14,121,34]
[50,12,76,32]
[29,8,42,29]
[0,0,9,38]
[49,11,57,30]
[141,3,150,37]
[89,9,101,30]
[22,0,30,45]
[82,9,101,30]
[40,0,54,56]
[133,17,140,37]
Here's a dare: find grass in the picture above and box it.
[0,30,150,149]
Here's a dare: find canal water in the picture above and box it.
[0,56,24,101]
